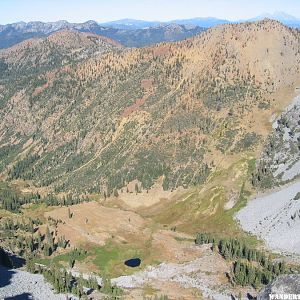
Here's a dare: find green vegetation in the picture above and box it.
[26,257,124,299]
[233,260,280,288]
[216,129,238,153]
[234,133,259,152]
[8,154,40,180]
[0,182,40,212]
[0,215,68,261]
[0,60,8,72]
[93,244,120,272]
[0,181,90,213]
[92,241,143,276]
[35,248,88,269]
[197,79,260,110]
[26,263,102,298]
[195,233,288,288]
[155,158,255,240]
[0,20,299,300]
[0,21,274,196]
[101,275,124,299]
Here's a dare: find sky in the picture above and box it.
[0,0,300,24]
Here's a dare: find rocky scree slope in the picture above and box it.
[236,179,300,254]
[253,93,300,189]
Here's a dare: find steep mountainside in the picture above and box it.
[253,94,300,189]
[0,20,299,195]
[0,30,121,76]
[0,21,205,49]
[105,23,205,47]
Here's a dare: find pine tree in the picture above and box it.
[68,208,72,219]
[69,258,75,268]
[37,231,42,247]
[45,226,54,249]
[135,183,139,194]
[88,276,99,290]
[113,189,119,197]
[26,260,35,273]
[43,243,52,256]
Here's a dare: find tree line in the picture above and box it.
[0,217,68,259]
[26,262,123,299]
[0,184,90,213]
[195,233,288,288]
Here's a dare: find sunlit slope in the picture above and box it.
[0,19,299,194]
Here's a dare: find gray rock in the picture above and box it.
[257,274,300,300]
[0,265,75,300]
[236,180,300,255]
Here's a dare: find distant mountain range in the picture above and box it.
[101,17,230,29]
[101,12,300,29]
[100,19,162,30]
[245,12,300,27]
[0,20,205,49]
[0,12,299,50]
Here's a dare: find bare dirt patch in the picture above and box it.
[141,79,153,91]
[45,201,148,247]
[150,230,201,263]
[118,180,184,209]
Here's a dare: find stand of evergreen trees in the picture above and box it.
[1,218,39,233]
[26,262,100,297]
[0,183,90,213]
[43,193,89,207]
[0,211,122,298]
[0,217,68,259]
[8,153,40,180]
[101,275,124,299]
[195,233,288,288]
[26,262,123,299]
[233,260,275,288]
[0,187,41,212]
[67,248,87,269]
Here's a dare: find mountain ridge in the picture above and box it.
[100,12,300,29]
[0,20,205,49]
[2,11,300,50]
[0,19,299,195]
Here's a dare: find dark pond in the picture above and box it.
[124,258,141,268]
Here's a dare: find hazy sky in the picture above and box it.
[0,0,300,24]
